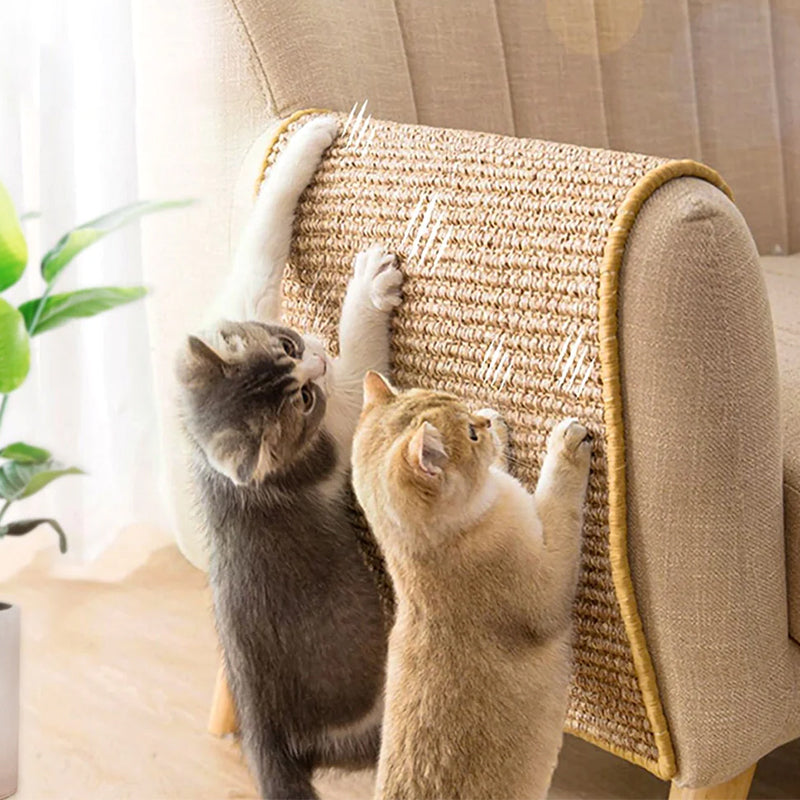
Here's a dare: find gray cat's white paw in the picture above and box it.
[298,115,339,151]
[353,244,403,312]
[548,418,592,468]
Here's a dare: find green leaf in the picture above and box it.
[19,286,148,336]
[0,298,30,393]
[0,517,67,553]
[41,198,193,284]
[0,181,28,291]
[0,459,83,501]
[0,442,51,463]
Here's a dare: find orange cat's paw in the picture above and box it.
[548,418,592,466]
[475,408,508,454]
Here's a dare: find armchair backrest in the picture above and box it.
[229,0,799,256]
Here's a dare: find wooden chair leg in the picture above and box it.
[668,764,757,800]
[207,662,238,736]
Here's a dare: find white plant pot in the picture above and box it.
[0,603,20,799]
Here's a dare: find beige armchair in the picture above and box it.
[132,1,800,796]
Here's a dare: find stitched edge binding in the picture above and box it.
[599,159,731,779]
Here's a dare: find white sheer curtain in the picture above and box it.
[0,0,166,560]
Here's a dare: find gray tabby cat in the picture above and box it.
[176,116,401,799]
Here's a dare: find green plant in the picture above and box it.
[0,180,190,552]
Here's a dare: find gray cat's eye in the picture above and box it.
[301,384,315,412]
[280,337,298,358]
[468,423,478,441]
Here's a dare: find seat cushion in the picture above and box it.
[761,254,800,644]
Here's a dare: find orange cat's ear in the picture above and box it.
[408,422,448,478]
[363,371,396,407]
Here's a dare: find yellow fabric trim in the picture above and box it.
[259,113,734,782]
[597,159,732,780]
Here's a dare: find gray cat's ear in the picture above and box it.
[408,422,448,478]
[188,335,227,370]
[363,371,396,407]
[176,335,228,385]
[206,429,262,486]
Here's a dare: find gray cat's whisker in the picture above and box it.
[312,288,336,331]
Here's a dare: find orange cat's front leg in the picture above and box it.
[533,419,592,620]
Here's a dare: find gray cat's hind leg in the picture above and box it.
[254,747,318,800]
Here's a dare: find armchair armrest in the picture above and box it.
[620,176,799,788]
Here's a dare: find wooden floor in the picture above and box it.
[1,526,798,799]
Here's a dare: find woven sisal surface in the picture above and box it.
[260,111,727,779]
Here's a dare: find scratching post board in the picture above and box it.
[257,110,730,780]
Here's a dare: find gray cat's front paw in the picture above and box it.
[300,115,340,152]
[353,245,403,312]
[547,418,592,468]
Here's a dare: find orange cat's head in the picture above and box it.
[352,371,499,548]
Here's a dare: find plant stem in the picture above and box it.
[0,394,8,437]
[0,500,11,524]
[28,282,54,335]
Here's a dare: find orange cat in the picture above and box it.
[352,372,591,800]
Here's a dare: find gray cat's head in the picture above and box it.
[176,320,330,486]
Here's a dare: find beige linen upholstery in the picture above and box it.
[762,254,800,645]
[132,0,800,789]
[202,0,800,254]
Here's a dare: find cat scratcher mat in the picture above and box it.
[259,109,731,780]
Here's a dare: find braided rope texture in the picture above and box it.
[260,111,727,779]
